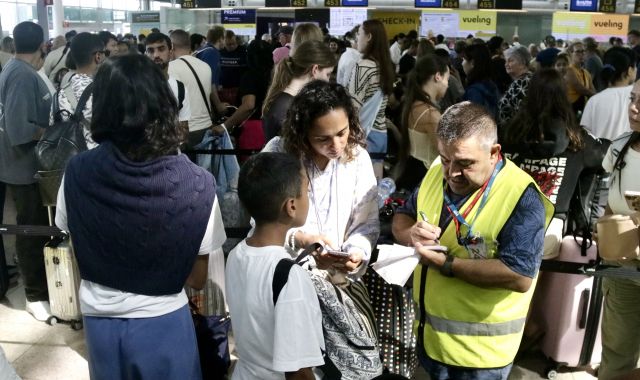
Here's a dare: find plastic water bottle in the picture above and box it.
[377,177,396,209]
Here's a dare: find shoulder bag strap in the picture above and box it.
[179,57,212,117]
[72,82,94,120]
[51,45,69,76]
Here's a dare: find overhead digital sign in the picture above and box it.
[341,0,368,6]
[569,0,598,12]
[415,0,442,7]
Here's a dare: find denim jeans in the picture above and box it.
[417,348,513,380]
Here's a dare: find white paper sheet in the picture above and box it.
[371,244,421,286]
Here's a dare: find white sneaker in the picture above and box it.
[26,301,52,322]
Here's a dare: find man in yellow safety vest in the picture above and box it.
[392,101,554,379]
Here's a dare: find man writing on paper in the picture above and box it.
[392,101,553,380]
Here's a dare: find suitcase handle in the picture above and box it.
[579,289,590,329]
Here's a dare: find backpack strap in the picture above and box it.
[72,82,94,120]
[272,242,323,305]
[61,73,78,111]
[272,259,295,306]
[177,80,185,111]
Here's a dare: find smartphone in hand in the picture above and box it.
[326,249,351,258]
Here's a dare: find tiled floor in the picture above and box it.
[0,278,599,380]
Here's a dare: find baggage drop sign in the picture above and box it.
[371,10,421,40]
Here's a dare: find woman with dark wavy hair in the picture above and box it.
[502,68,607,258]
[263,79,379,281]
[55,54,225,380]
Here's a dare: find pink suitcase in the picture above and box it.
[530,235,603,379]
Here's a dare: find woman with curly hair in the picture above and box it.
[263,79,379,281]
[55,55,225,380]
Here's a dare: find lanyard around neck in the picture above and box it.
[443,157,504,245]
[306,159,340,246]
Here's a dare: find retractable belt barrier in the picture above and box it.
[182,148,389,160]
[541,259,640,280]
[0,224,252,240]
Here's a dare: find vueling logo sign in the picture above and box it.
[461,16,492,26]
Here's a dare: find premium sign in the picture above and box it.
[222,9,257,36]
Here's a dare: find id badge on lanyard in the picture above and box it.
[443,158,503,259]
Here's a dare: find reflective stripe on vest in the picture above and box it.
[425,312,526,336]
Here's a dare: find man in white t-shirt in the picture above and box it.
[226,152,325,379]
[169,29,213,148]
[144,32,191,131]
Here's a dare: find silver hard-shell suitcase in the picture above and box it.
[43,236,82,330]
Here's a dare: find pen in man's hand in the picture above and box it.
[419,211,440,245]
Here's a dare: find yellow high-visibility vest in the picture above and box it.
[413,159,554,368]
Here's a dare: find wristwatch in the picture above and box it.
[440,254,455,277]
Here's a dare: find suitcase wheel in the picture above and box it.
[71,321,83,331]
[46,316,58,326]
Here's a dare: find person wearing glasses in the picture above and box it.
[391,101,553,380]
[565,41,596,114]
[51,32,105,149]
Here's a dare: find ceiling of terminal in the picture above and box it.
[216,0,637,12]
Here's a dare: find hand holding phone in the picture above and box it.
[624,190,640,211]
[326,249,351,258]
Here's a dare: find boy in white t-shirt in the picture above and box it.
[225,152,325,380]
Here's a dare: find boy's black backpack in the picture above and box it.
[35,82,93,206]
[273,243,383,380]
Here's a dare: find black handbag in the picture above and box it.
[35,82,93,206]
[189,300,231,380]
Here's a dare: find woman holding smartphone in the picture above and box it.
[263,80,379,276]
[598,78,640,380]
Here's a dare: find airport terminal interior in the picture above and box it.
[1,0,640,379]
